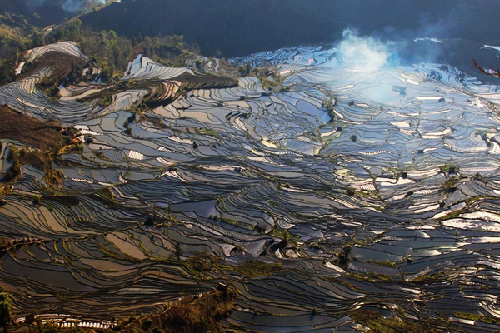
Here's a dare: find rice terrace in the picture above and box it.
[1,0,500,332]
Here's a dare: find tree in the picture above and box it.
[26,314,35,333]
[68,18,82,40]
[152,37,160,58]
[136,32,143,43]
[173,35,184,50]
[0,292,11,333]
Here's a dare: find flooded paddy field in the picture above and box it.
[1,41,500,331]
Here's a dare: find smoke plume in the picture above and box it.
[336,29,394,71]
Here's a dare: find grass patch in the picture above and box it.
[440,163,459,175]
[437,209,463,221]
[220,260,283,278]
[196,128,219,137]
[350,309,443,333]
[441,176,464,193]
[349,271,394,282]
[182,255,216,278]
[410,271,446,284]
[97,186,114,201]
[270,226,297,241]
[123,286,237,333]
[453,312,500,325]
[247,66,291,92]
[366,260,398,268]
[98,94,113,108]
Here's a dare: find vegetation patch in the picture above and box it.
[98,94,113,108]
[348,271,394,283]
[181,255,216,278]
[409,271,447,284]
[0,106,83,195]
[0,106,62,151]
[440,163,459,175]
[220,260,284,278]
[349,309,444,333]
[123,286,237,333]
[366,260,398,268]
[242,66,291,92]
[26,51,87,100]
[453,312,500,325]
[441,176,465,194]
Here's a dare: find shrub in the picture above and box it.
[0,292,11,332]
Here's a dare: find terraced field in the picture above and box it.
[1,41,500,331]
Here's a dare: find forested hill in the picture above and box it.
[0,0,69,26]
[80,0,500,57]
[0,0,113,28]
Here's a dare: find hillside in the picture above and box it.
[0,0,113,28]
[80,0,500,57]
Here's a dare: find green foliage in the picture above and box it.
[142,35,193,63]
[367,260,398,268]
[345,186,355,196]
[220,260,283,277]
[217,196,228,212]
[142,318,154,330]
[271,227,297,244]
[336,245,352,266]
[453,312,500,325]
[147,287,236,333]
[93,151,106,159]
[239,63,252,77]
[195,128,219,137]
[440,163,459,174]
[0,54,18,85]
[441,176,460,193]
[36,76,60,99]
[322,95,337,120]
[99,94,113,108]
[97,186,115,203]
[251,66,291,92]
[6,144,15,162]
[349,309,443,333]
[411,271,446,283]
[175,241,182,262]
[1,145,21,184]
[0,292,11,331]
[322,97,337,111]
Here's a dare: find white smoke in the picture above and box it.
[336,29,394,71]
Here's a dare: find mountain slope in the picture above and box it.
[80,0,500,57]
